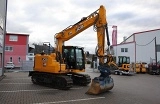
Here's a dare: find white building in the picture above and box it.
[112,29,160,64]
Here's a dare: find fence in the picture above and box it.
[20,60,34,71]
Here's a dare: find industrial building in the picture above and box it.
[112,28,160,64]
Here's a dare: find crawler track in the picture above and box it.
[30,72,73,90]
[70,73,91,86]
[29,71,91,89]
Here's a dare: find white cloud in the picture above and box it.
[6,0,160,54]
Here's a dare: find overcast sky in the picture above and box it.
[6,0,160,53]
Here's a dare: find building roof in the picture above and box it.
[111,41,135,46]
[112,28,160,47]
[120,28,160,44]
[133,28,160,35]
[6,33,29,36]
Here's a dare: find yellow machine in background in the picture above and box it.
[118,56,130,71]
[135,62,147,73]
[29,5,114,94]
[114,56,134,75]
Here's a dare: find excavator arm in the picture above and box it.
[55,5,110,64]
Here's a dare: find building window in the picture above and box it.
[5,46,13,51]
[28,53,34,56]
[29,58,33,61]
[121,48,128,52]
[156,45,160,52]
[121,48,124,52]
[9,35,18,41]
[18,57,21,63]
[125,48,128,52]
[10,57,13,62]
[0,16,3,29]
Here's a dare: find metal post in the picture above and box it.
[2,0,8,75]
[155,37,157,70]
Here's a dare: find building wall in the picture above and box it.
[5,33,29,67]
[113,29,160,64]
[113,42,135,63]
[135,29,160,63]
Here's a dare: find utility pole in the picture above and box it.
[155,37,157,69]
[2,0,8,76]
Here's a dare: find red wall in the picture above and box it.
[5,34,28,45]
[5,33,29,67]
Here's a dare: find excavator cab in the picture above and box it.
[118,56,130,71]
[62,46,85,70]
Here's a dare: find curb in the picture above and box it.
[0,75,6,81]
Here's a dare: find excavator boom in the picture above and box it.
[55,5,108,64]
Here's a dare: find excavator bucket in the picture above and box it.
[86,76,114,95]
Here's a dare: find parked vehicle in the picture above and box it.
[148,62,160,75]
[114,56,135,75]
[147,59,160,75]
[4,62,15,69]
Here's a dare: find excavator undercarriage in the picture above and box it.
[29,71,91,90]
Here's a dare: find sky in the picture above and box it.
[6,0,160,53]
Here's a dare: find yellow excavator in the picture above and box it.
[114,56,135,75]
[29,5,115,94]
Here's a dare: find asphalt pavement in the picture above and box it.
[0,65,160,104]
